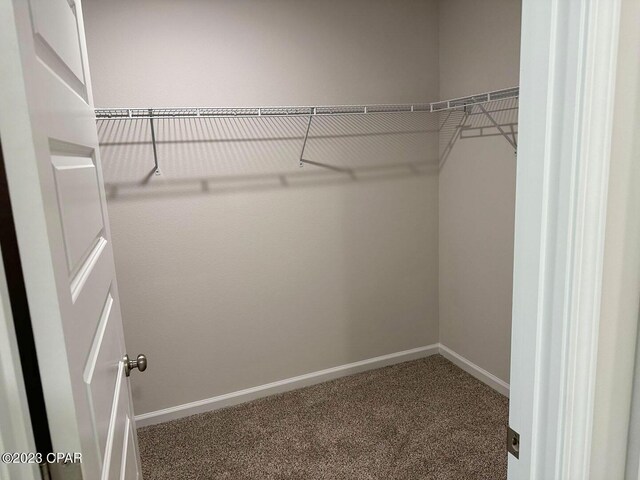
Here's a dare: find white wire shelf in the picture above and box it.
[94,86,519,120]
[96,86,519,175]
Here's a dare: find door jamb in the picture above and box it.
[509,0,623,478]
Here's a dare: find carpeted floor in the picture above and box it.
[137,355,508,479]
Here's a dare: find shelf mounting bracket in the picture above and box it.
[477,103,518,153]
[298,112,314,167]
[149,109,161,175]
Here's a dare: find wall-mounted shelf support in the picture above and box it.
[148,109,161,175]
[439,110,470,167]
[476,103,518,152]
[299,112,314,167]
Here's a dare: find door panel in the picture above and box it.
[0,0,142,478]
[51,154,104,273]
[29,0,87,97]
[84,291,120,460]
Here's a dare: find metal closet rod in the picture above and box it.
[94,86,519,120]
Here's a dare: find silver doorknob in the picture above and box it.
[123,353,148,377]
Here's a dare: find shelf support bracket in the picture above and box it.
[298,112,314,167]
[477,104,517,152]
[439,110,469,167]
[149,109,161,175]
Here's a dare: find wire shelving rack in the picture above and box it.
[95,86,519,174]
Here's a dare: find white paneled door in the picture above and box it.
[0,0,142,479]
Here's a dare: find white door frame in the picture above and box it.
[509,0,623,478]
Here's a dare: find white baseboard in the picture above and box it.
[135,344,440,427]
[438,344,510,397]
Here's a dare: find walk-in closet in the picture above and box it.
[0,0,525,478]
[82,1,521,477]
[86,1,521,478]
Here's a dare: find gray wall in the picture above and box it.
[83,0,441,415]
[438,0,521,383]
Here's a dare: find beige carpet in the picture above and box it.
[137,355,508,479]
